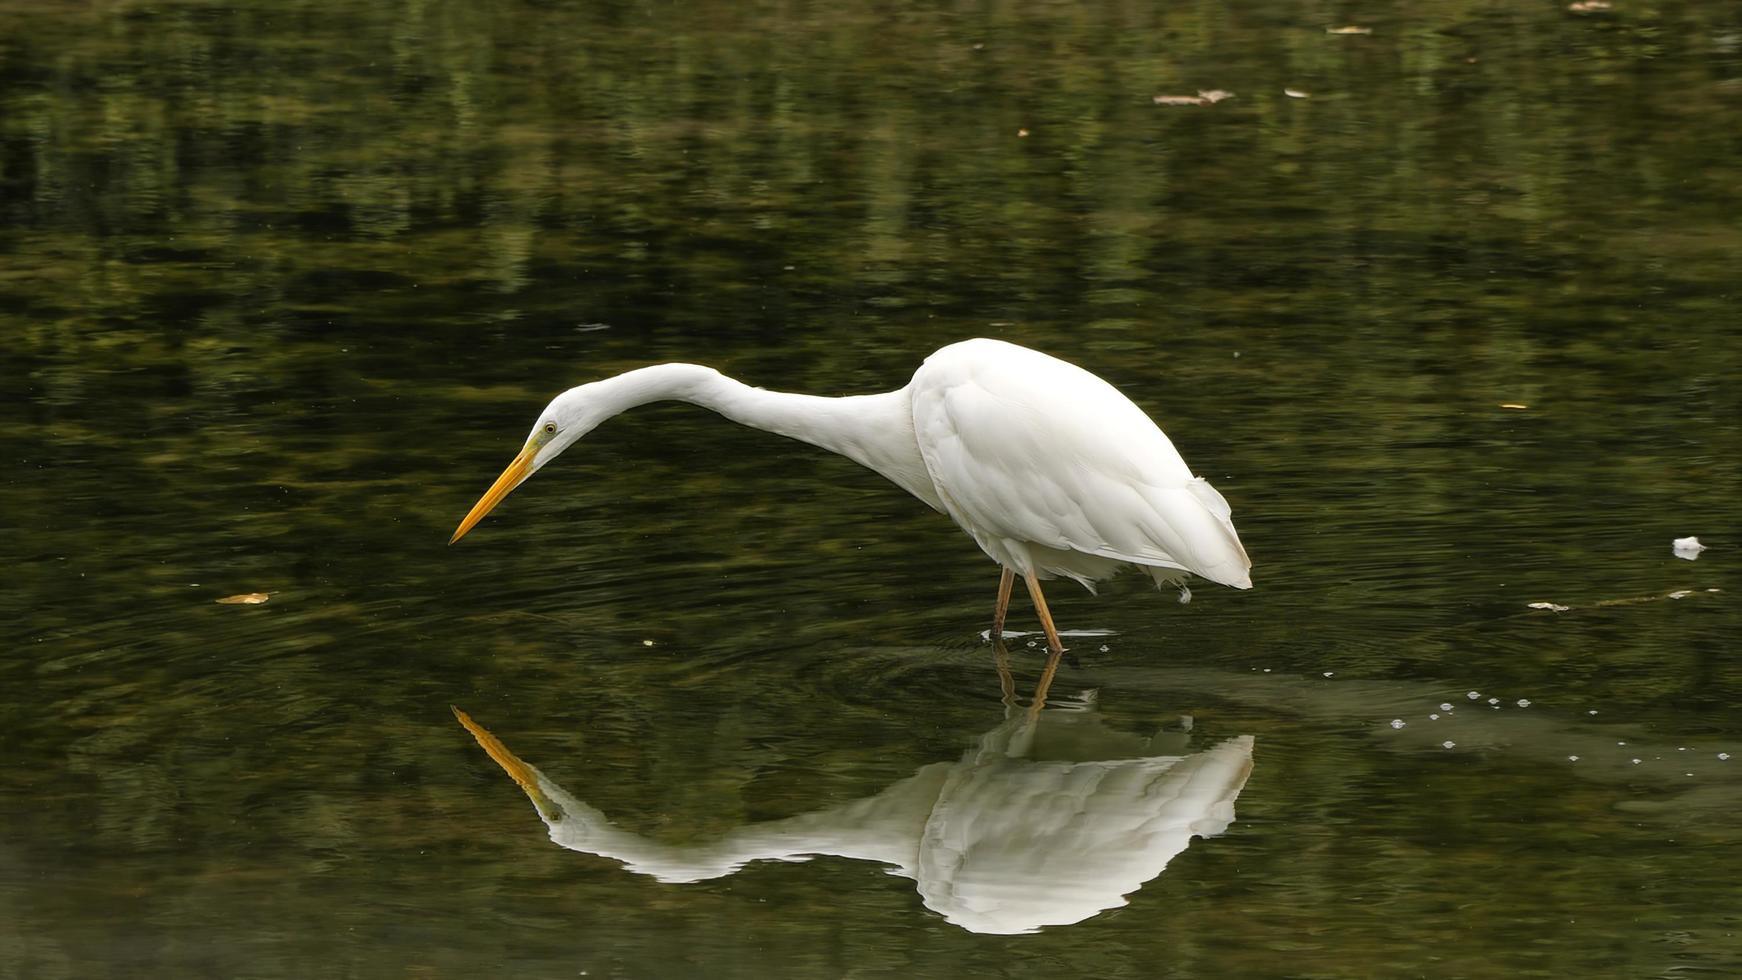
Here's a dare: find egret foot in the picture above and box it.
[1023,570,1068,714]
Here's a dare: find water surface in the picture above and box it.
[3,0,1740,976]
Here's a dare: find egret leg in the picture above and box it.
[990,567,1016,639]
[1022,571,1068,713]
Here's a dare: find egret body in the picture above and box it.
[451,339,1251,664]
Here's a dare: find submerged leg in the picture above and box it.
[1023,570,1068,713]
[990,567,1016,639]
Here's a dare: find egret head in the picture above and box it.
[449,385,600,544]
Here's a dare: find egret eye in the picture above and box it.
[542,422,557,435]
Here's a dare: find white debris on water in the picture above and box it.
[1323,671,1335,677]
[1468,691,1481,700]
[1390,719,1406,729]
[1440,703,1454,712]
[1442,741,1456,749]
[1673,536,1707,560]
[1568,755,1580,762]
[1516,698,1532,708]
[1721,753,1732,761]
[1429,713,1440,720]
[1488,697,1500,706]
[1528,601,1571,612]
[1632,758,1642,765]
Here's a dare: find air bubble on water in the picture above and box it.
[1263,668,1271,673]
[1720,753,1731,761]
[1516,699,1531,708]
[1617,741,1627,746]
[1442,741,1456,749]
[1323,671,1334,677]
[1588,710,1598,715]
[1430,713,1440,720]
[1678,747,1686,752]
[1568,755,1580,762]
[1440,703,1454,712]
[1468,691,1481,700]
[1099,645,1109,652]
[1390,719,1406,729]
[1632,758,1642,765]
[1487,697,1500,705]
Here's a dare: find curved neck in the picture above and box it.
[586,364,943,511]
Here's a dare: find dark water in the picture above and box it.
[4,0,1741,975]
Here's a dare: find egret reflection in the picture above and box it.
[454,674,1255,935]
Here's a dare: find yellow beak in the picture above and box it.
[449,444,536,544]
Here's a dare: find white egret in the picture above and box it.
[450,338,1251,661]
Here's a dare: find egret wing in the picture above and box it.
[910,340,1250,588]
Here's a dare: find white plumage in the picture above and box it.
[910,340,1251,591]
[451,338,1252,653]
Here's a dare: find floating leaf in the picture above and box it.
[1581,586,1718,608]
[216,592,270,605]
[1153,90,1235,107]
[1326,25,1372,35]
